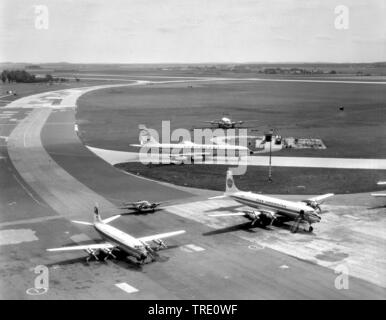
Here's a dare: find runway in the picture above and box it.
[0,81,385,299]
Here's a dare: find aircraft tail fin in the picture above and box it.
[225,169,239,194]
[139,124,158,146]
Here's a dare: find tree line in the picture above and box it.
[1,70,68,83]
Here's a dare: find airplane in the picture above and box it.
[47,206,186,264]
[120,200,163,213]
[371,181,386,198]
[209,170,334,233]
[130,124,253,164]
[194,115,259,130]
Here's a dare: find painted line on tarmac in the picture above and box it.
[181,244,206,252]
[12,173,47,207]
[115,282,139,294]
[0,214,73,228]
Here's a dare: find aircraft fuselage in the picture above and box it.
[94,222,147,260]
[229,192,321,224]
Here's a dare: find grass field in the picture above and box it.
[0,79,118,106]
[74,74,386,194]
[115,162,386,195]
[77,78,386,158]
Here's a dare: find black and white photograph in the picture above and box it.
[0,0,385,303]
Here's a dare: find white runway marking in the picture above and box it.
[181,244,206,252]
[115,282,139,294]
[343,214,361,220]
[280,265,290,269]
[12,173,46,207]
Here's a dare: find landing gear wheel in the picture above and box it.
[308,226,313,233]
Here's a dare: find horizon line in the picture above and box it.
[1,61,386,65]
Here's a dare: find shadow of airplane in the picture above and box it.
[204,205,244,213]
[45,252,144,272]
[367,205,386,210]
[45,241,179,269]
[118,208,164,216]
[203,222,263,236]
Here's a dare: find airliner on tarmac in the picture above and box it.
[210,170,334,233]
[47,206,186,264]
[130,124,253,164]
[195,114,259,129]
[371,181,386,197]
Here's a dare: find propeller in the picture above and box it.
[303,200,322,212]
[245,211,260,226]
[85,248,100,261]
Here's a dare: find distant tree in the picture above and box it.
[0,69,56,83]
[1,70,7,83]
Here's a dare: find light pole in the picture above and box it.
[266,129,273,182]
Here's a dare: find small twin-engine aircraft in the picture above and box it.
[47,206,185,264]
[120,200,163,213]
[209,170,334,233]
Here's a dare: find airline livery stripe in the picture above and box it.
[231,195,301,215]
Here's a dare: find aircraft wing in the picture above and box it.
[103,215,121,224]
[138,230,186,243]
[204,120,220,124]
[47,242,115,252]
[306,193,334,203]
[209,212,247,217]
[371,193,386,197]
[119,203,136,209]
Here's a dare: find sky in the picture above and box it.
[0,0,385,63]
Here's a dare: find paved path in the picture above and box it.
[86,145,386,170]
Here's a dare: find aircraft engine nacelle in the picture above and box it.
[246,211,274,226]
[301,200,321,211]
[152,239,167,249]
[258,212,275,226]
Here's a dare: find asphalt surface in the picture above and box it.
[0,82,385,299]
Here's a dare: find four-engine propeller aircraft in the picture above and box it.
[209,170,334,233]
[120,200,163,213]
[130,124,253,164]
[194,114,260,129]
[371,181,386,197]
[47,206,186,264]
